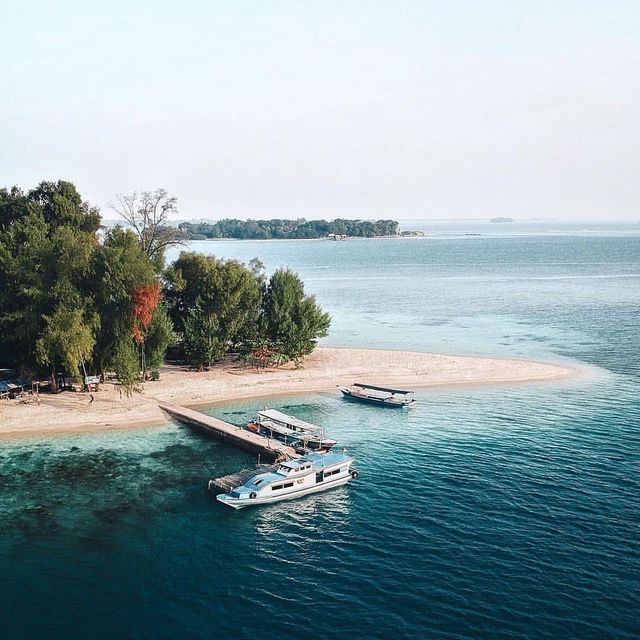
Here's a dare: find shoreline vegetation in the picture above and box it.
[0,347,577,438]
[177,218,401,240]
[0,182,332,398]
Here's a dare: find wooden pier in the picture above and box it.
[158,403,299,462]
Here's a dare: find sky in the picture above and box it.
[1,1,639,220]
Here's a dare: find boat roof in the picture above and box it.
[281,451,351,469]
[257,409,319,432]
[240,451,352,488]
[280,458,313,470]
[353,382,414,395]
[258,420,298,436]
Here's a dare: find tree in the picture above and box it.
[131,282,162,378]
[112,330,142,397]
[0,186,35,231]
[145,305,176,379]
[36,307,97,384]
[165,252,264,361]
[263,269,330,365]
[29,180,101,232]
[0,181,100,387]
[92,227,158,381]
[182,301,224,369]
[110,189,187,267]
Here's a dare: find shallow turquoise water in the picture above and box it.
[2,221,639,639]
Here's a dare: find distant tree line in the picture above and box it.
[0,181,330,394]
[178,218,399,240]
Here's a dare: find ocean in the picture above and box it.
[1,220,639,639]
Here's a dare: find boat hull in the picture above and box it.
[217,474,352,509]
[339,389,415,407]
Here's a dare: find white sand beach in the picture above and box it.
[0,347,576,437]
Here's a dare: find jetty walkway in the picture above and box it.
[158,403,299,461]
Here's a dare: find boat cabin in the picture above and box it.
[216,451,356,509]
[276,459,314,477]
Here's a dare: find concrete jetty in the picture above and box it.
[158,403,299,462]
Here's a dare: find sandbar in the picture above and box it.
[0,347,576,438]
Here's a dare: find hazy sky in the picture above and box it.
[1,1,638,220]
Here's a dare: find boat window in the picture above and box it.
[254,478,264,485]
[283,482,294,488]
[271,484,283,491]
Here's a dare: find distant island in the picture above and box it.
[178,218,399,240]
[490,217,514,223]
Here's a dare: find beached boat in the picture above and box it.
[338,383,416,407]
[216,451,357,509]
[246,409,338,452]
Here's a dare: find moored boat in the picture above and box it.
[216,451,357,509]
[338,382,416,407]
[246,408,338,452]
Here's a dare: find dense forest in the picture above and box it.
[178,218,399,240]
[0,182,330,394]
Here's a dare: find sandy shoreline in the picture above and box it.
[0,347,577,438]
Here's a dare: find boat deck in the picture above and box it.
[208,464,277,494]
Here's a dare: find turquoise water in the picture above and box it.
[2,221,640,639]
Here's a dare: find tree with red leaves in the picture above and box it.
[131,282,162,377]
[132,283,161,343]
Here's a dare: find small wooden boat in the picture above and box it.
[338,383,416,407]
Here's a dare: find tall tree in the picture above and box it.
[144,305,175,379]
[182,301,224,370]
[165,252,263,364]
[110,189,187,268]
[92,227,169,388]
[36,307,96,384]
[264,269,331,365]
[0,181,100,388]
[131,282,162,378]
[30,180,101,232]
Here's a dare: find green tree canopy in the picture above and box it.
[1,180,332,387]
[182,301,224,369]
[145,305,176,378]
[165,252,264,365]
[0,182,176,391]
[0,181,101,387]
[264,269,331,364]
[36,307,97,381]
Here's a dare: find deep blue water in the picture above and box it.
[2,221,639,639]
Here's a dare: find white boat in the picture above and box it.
[247,409,338,451]
[216,451,357,509]
[256,409,318,434]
